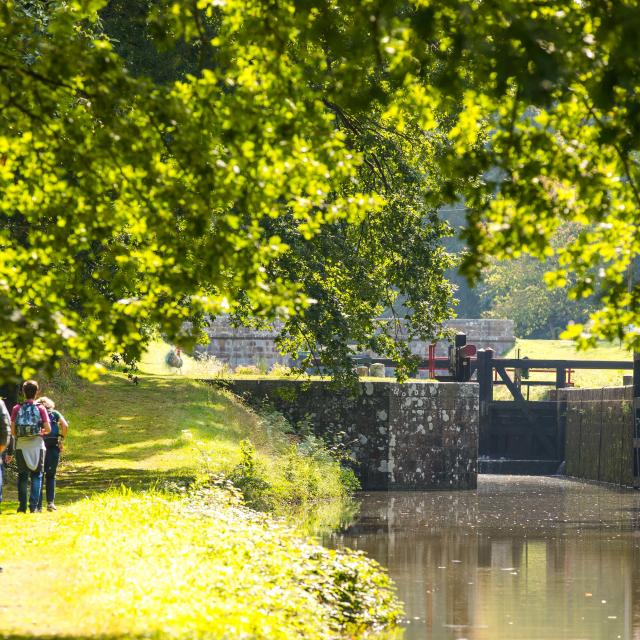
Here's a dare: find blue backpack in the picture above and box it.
[44,410,60,443]
[15,403,43,438]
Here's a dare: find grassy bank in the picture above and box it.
[29,372,354,512]
[2,487,401,639]
[0,371,401,638]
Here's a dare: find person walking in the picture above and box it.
[0,398,12,512]
[10,380,50,513]
[36,397,68,512]
[0,400,10,570]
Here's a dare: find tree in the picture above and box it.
[98,1,469,380]
[407,2,640,349]
[480,225,597,339]
[1,0,470,382]
[108,0,640,352]
[5,0,639,385]
[263,112,463,380]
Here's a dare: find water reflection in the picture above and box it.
[325,476,640,640]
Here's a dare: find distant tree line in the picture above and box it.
[438,215,597,340]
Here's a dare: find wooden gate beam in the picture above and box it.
[498,358,632,370]
[495,365,527,404]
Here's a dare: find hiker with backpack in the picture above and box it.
[35,396,68,512]
[10,380,50,513]
[0,398,12,510]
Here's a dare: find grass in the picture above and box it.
[495,338,632,399]
[1,487,402,640]
[3,370,353,512]
[0,351,401,639]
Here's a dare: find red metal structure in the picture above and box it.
[427,344,437,379]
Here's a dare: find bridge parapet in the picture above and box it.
[212,379,478,491]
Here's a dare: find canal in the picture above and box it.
[326,476,640,640]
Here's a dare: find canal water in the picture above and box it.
[325,475,640,640]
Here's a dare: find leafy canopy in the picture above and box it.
[417,1,640,348]
[100,1,467,381]
[0,0,387,380]
[2,0,472,382]
[4,0,640,383]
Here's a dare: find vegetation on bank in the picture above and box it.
[0,370,401,638]
[2,487,401,639]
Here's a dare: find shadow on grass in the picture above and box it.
[3,464,194,508]
[56,465,193,503]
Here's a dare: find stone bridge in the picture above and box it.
[213,379,479,491]
[197,317,515,369]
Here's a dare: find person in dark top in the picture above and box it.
[36,396,68,512]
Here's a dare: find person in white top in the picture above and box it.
[10,380,50,513]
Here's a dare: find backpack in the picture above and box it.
[15,403,43,438]
[44,410,59,443]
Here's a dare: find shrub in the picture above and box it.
[195,402,360,511]
[228,439,274,510]
[270,362,292,377]
[234,364,262,376]
[188,353,231,377]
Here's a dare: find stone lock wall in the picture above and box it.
[215,379,479,491]
[195,318,288,369]
[561,386,635,487]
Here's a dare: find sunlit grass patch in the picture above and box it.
[496,339,632,400]
[1,488,402,639]
[22,373,353,515]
